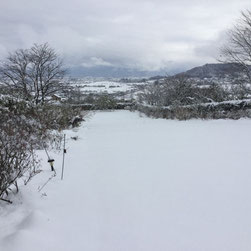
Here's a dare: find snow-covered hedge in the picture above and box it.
[134,99,251,120]
[136,75,251,120]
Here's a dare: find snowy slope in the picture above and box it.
[1,111,251,251]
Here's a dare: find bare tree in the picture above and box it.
[28,43,66,104]
[0,43,66,104]
[220,10,251,82]
[0,49,31,99]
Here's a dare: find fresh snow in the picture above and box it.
[1,110,251,251]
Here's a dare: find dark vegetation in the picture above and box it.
[0,44,84,203]
[66,89,134,110]
[134,76,251,120]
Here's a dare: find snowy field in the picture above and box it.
[1,110,251,251]
[78,81,134,94]
[71,79,146,94]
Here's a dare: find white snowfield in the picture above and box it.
[1,110,251,251]
[71,80,145,94]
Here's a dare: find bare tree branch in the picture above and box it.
[220,10,251,82]
[0,43,66,104]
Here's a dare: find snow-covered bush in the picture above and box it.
[0,111,36,202]
[94,95,117,109]
[139,76,229,107]
[229,82,251,100]
[135,100,251,120]
[30,104,84,131]
[142,77,251,109]
[0,95,85,202]
[136,76,251,120]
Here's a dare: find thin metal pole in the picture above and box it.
[61,134,66,180]
[43,142,50,160]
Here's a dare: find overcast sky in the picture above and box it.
[0,0,250,74]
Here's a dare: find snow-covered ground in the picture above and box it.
[79,81,134,94]
[71,79,146,94]
[1,110,251,251]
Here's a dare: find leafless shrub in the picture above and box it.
[94,95,117,109]
[139,76,229,108]
[229,81,250,100]
[0,111,37,203]
[0,95,86,203]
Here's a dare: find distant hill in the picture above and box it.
[68,65,167,78]
[68,62,250,80]
[177,63,247,79]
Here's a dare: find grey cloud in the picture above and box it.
[0,0,250,75]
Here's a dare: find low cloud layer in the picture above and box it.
[0,0,250,74]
